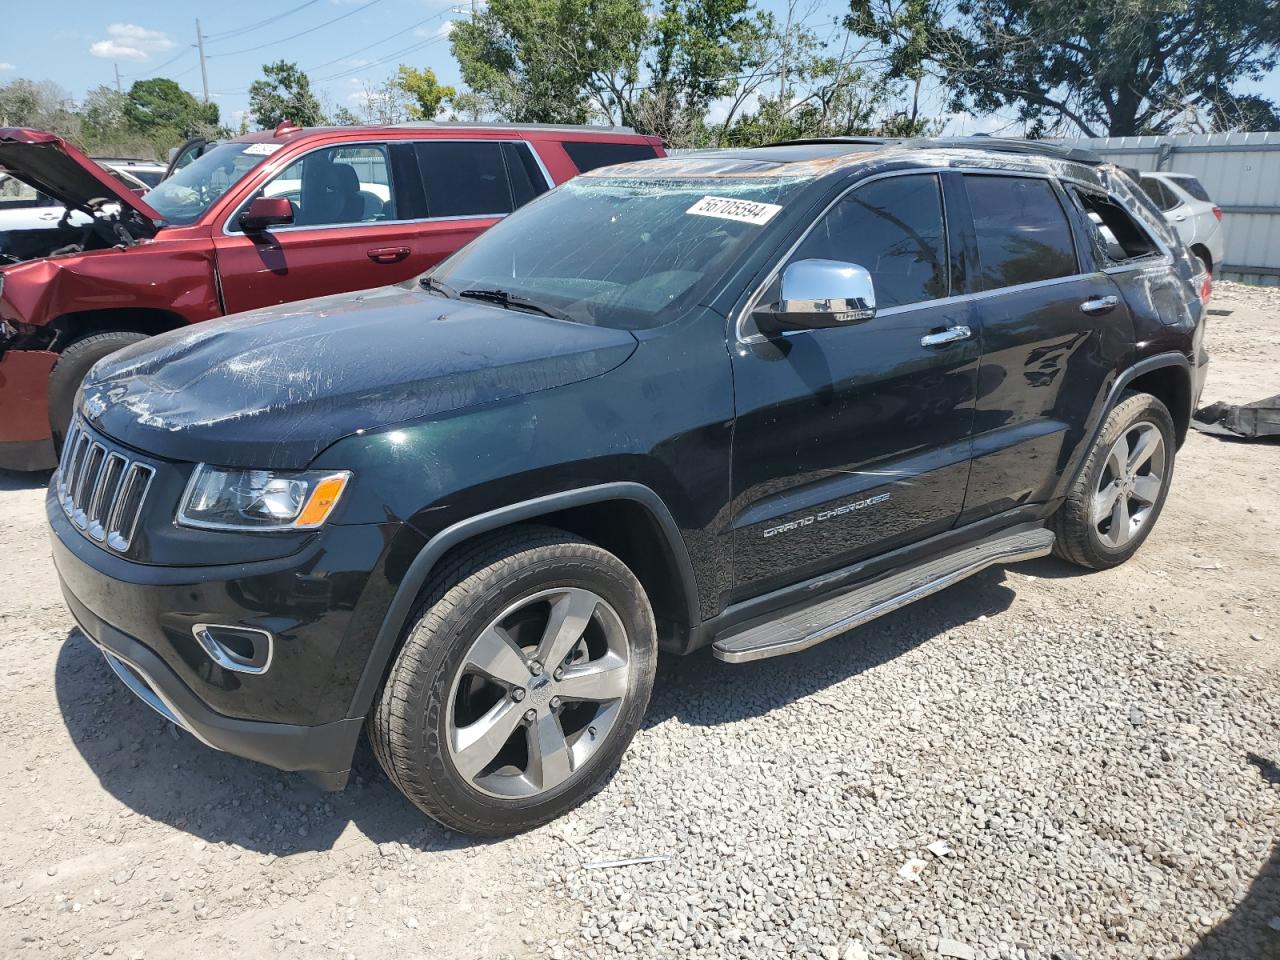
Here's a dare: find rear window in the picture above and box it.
[1072,189,1161,264]
[1140,176,1180,211]
[964,175,1078,290]
[415,141,512,218]
[1168,175,1212,202]
[561,140,659,173]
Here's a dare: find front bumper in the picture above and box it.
[0,349,57,471]
[64,585,361,790]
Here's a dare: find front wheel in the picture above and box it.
[367,527,657,836]
[48,331,148,449]
[1052,391,1176,569]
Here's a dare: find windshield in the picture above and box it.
[145,141,275,225]
[429,176,809,330]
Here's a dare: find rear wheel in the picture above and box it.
[1052,391,1176,569]
[48,331,148,449]
[368,527,657,836]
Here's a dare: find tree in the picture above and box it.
[393,65,456,120]
[125,78,219,137]
[248,61,324,129]
[849,0,1280,137]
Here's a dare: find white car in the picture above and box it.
[0,165,149,264]
[1138,172,1224,277]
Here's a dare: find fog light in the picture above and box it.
[192,623,274,674]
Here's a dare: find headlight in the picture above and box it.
[178,465,351,531]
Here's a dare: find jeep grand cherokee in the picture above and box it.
[49,137,1209,836]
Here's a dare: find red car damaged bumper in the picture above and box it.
[0,349,57,471]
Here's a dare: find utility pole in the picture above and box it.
[196,19,210,103]
[114,63,122,93]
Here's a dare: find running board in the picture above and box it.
[712,527,1055,663]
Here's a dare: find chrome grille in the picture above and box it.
[57,419,155,553]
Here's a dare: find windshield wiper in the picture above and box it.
[419,275,456,298]
[457,287,567,320]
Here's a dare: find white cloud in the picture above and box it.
[0,63,14,71]
[89,24,175,62]
[414,20,456,39]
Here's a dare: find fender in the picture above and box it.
[1052,350,1191,503]
[344,481,701,722]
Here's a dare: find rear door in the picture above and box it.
[958,173,1135,524]
[729,172,979,598]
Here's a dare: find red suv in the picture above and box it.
[0,122,664,471]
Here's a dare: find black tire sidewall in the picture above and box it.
[1077,394,1176,566]
[49,332,148,446]
[389,539,656,834]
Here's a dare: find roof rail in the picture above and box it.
[764,134,1105,165]
[901,136,1106,165]
[391,121,638,135]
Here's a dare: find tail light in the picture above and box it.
[1199,273,1212,305]
[1212,206,1222,221]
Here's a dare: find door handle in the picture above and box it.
[1173,214,1186,222]
[367,246,410,264]
[1079,295,1119,316]
[920,325,972,347]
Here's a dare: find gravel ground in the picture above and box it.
[0,283,1277,960]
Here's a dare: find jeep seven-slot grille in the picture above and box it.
[57,419,154,553]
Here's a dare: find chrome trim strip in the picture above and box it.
[192,623,275,675]
[96,646,218,750]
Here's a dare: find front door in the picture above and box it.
[729,172,979,599]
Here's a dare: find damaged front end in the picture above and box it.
[0,128,161,266]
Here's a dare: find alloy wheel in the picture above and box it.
[445,587,631,799]
[1091,421,1166,549]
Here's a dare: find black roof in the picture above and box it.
[763,135,1105,166]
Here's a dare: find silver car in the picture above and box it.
[1138,172,1225,277]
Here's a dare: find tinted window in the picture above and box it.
[503,142,547,208]
[561,140,659,173]
[1169,175,1212,202]
[790,174,948,308]
[416,141,511,217]
[1140,176,1179,211]
[965,176,1077,290]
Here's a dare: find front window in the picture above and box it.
[429,176,808,330]
[229,143,395,232]
[144,142,277,225]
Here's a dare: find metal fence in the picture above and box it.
[1058,132,1280,285]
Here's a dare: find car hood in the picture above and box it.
[80,283,639,469]
[0,128,161,235]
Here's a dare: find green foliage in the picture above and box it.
[124,78,220,139]
[393,65,457,120]
[849,0,1280,136]
[248,61,325,129]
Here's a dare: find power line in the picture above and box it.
[120,46,192,81]
[208,0,385,58]
[203,0,325,42]
[304,11,450,73]
[314,33,448,83]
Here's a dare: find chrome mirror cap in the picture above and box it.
[767,259,877,331]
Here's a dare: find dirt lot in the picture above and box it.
[0,283,1276,960]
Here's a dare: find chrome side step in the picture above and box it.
[712,527,1055,663]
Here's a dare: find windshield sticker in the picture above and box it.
[686,195,782,226]
[243,143,283,156]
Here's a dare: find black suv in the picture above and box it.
[49,137,1209,835]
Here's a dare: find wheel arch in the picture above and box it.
[1125,362,1192,446]
[346,483,701,723]
[50,308,189,349]
[1188,243,1213,275]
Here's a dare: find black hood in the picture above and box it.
[80,283,638,469]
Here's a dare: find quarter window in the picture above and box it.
[415,141,512,217]
[964,175,1078,290]
[790,174,949,308]
[561,140,659,173]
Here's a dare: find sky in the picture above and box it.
[2,0,1278,136]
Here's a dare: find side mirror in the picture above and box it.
[239,196,294,233]
[755,258,876,332]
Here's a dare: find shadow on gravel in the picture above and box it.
[644,563,1021,730]
[1183,839,1280,959]
[54,629,480,858]
[51,561,1029,857]
[0,468,51,492]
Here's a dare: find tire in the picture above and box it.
[48,331,148,449]
[1052,391,1176,570]
[367,525,657,836]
